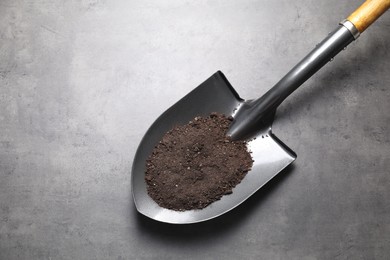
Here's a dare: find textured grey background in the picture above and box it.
[0,0,389,259]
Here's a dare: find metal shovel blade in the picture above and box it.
[132,71,296,224]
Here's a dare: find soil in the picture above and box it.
[145,112,253,211]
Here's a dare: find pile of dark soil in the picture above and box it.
[145,112,253,211]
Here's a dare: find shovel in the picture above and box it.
[132,0,389,224]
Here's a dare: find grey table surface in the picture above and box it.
[1,0,389,259]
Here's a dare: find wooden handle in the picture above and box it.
[347,0,390,33]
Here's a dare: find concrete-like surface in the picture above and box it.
[1,0,389,259]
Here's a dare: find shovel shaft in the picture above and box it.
[228,0,389,140]
[258,0,390,111]
[267,0,390,108]
[228,24,354,140]
[257,24,354,113]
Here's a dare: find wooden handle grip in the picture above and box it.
[347,0,390,33]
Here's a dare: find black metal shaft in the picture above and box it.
[228,24,355,140]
